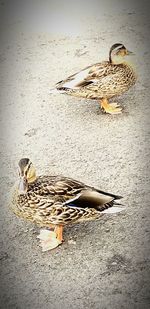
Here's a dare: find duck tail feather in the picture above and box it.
[94,188,123,200]
[49,88,66,94]
[102,205,126,214]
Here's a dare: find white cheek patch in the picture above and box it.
[63,68,90,89]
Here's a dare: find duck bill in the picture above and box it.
[127,50,134,55]
[18,176,28,194]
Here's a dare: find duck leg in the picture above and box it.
[54,225,64,242]
[100,98,122,114]
[37,226,63,252]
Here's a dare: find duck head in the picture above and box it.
[18,158,36,194]
[109,43,134,64]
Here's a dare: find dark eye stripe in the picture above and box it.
[26,162,32,174]
[114,46,124,53]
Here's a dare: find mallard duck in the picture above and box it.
[11,158,124,251]
[50,43,137,114]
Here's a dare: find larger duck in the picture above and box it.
[11,158,124,251]
[51,43,137,114]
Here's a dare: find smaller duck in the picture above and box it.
[11,158,124,251]
[50,43,137,114]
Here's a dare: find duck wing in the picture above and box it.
[56,62,114,90]
[31,176,122,212]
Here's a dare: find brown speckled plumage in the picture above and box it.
[52,43,137,114]
[10,159,124,251]
[11,175,122,227]
[56,61,136,100]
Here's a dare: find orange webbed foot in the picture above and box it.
[100,98,122,114]
[37,229,62,252]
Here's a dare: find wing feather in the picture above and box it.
[56,62,112,90]
[29,176,122,212]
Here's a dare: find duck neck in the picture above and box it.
[110,55,124,65]
[109,50,112,63]
[28,173,37,184]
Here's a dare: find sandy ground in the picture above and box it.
[0,3,150,309]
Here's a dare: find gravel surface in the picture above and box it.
[0,1,150,309]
